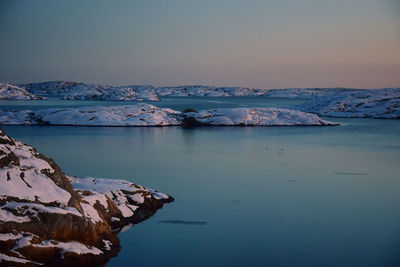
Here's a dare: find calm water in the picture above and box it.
[2,97,400,266]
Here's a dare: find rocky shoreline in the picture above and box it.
[0,129,173,266]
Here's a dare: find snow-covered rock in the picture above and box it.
[21,81,160,101]
[0,83,44,100]
[0,104,181,126]
[0,129,172,265]
[0,103,337,126]
[182,108,336,126]
[295,88,400,119]
[20,81,104,96]
[155,85,266,97]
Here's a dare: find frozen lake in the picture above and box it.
[2,97,400,266]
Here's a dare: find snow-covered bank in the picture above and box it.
[295,88,400,119]
[0,129,172,265]
[0,103,337,126]
[21,81,159,101]
[0,83,44,100]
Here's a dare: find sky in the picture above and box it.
[0,0,399,88]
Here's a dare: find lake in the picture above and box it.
[2,97,400,266]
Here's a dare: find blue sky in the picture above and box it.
[0,0,399,88]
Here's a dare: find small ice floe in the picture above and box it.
[158,220,207,225]
[333,171,369,176]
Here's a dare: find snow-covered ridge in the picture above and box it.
[155,86,360,98]
[295,88,400,119]
[0,129,172,265]
[0,83,44,100]
[21,81,159,101]
[0,103,337,126]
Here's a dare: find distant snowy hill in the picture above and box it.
[155,85,266,97]
[21,81,159,101]
[0,82,44,100]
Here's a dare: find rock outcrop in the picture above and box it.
[0,129,173,266]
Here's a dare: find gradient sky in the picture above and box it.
[0,0,399,88]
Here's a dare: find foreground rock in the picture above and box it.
[21,81,159,101]
[0,103,337,126]
[0,83,44,100]
[295,88,400,119]
[0,129,173,266]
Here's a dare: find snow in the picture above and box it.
[0,232,23,241]
[9,140,54,172]
[10,234,103,256]
[263,88,359,98]
[156,85,266,97]
[184,108,337,126]
[0,104,180,126]
[296,88,400,118]
[35,240,103,255]
[80,202,103,223]
[0,82,44,100]
[0,137,72,205]
[1,202,81,218]
[69,176,169,218]
[0,252,40,264]
[0,103,337,126]
[0,209,31,223]
[111,217,120,222]
[103,239,112,250]
[21,81,159,101]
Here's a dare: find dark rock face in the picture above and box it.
[0,129,173,266]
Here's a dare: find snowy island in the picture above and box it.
[20,81,160,101]
[295,88,400,119]
[0,103,337,126]
[0,129,173,265]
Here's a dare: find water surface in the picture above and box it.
[2,97,400,266]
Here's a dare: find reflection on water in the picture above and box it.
[3,117,400,267]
